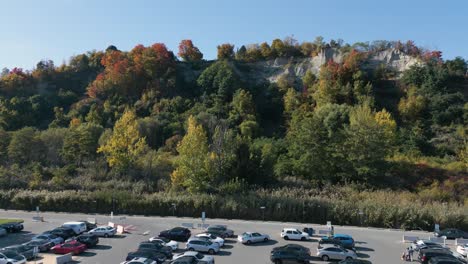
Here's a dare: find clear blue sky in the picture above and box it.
[1,0,466,70]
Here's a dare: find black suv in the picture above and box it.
[429,256,464,264]
[270,250,310,264]
[419,248,455,264]
[126,250,167,263]
[138,242,172,258]
[77,233,99,248]
[0,222,24,232]
[44,227,75,239]
[159,227,191,242]
[434,229,468,239]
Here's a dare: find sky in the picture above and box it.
[0,0,466,70]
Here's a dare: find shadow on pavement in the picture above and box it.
[92,244,112,250]
[223,239,237,244]
[109,234,126,239]
[357,252,370,258]
[78,251,97,257]
[217,250,232,256]
[355,241,368,244]
[245,239,279,247]
[355,246,374,252]
[222,244,234,249]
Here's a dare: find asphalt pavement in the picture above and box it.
[0,209,456,264]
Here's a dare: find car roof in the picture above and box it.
[182,251,198,256]
[334,234,352,238]
[283,228,300,231]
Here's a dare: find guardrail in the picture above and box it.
[181,223,194,229]
[456,238,468,245]
[402,235,419,242]
[32,216,43,222]
[55,253,72,264]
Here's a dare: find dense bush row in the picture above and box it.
[0,188,465,231]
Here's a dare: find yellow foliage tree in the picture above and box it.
[98,109,146,172]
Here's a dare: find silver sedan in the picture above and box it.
[237,232,270,244]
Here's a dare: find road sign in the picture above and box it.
[327,221,332,227]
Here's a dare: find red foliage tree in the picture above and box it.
[178,39,203,62]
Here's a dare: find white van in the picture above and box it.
[62,221,86,235]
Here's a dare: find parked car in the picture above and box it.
[206,225,234,238]
[418,248,456,264]
[23,239,54,252]
[272,244,311,256]
[62,222,87,235]
[88,226,116,237]
[2,245,37,260]
[76,233,99,248]
[0,222,24,233]
[338,260,372,264]
[168,256,207,264]
[195,233,225,247]
[237,232,270,244]
[172,251,214,264]
[121,257,157,264]
[159,227,191,242]
[280,228,311,241]
[126,250,167,263]
[317,246,358,261]
[77,220,97,231]
[0,250,27,264]
[323,234,355,249]
[318,237,345,250]
[270,250,310,264]
[412,240,447,251]
[456,244,468,257]
[149,237,178,251]
[429,256,465,264]
[138,242,173,258]
[303,227,314,237]
[435,229,468,239]
[0,228,6,237]
[51,240,86,255]
[32,233,64,245]
[204,230,226,239]
[185,238,220,254]
[44,227,75,240]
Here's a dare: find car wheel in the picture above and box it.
[321,255,329,261]
[284,236,289,240]
[246,240,251,245]
[104,233,109,238]
[346,257,352,260]
[264,237,269,242]
[274,260,282,264]
[208,249,215,255]
[188,247,195,251]
[301,236,306,241]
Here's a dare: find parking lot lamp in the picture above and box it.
[172,203,176,216]
[260,206,266,221]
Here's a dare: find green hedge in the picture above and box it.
[0,189,466,231]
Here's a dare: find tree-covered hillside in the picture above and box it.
[0,37,466,209]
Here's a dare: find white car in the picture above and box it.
[185,238,220,254]
[280,228,310,241]
[457,244,468,257]
[148,237,178,251]
[317,246,357,261]
[88,226,116,237]
[195,233,225,247]
[120,257,156,264]
[237,232,270,244]
[0,251,27,264]
[172,251,214,264]
[411,239,445,251]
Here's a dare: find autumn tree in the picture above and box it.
[217,43,235,60]
[171,116,211,193]
[178,39,203,62]
[98,109,147,172]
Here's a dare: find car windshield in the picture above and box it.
[195,253,204,259]
[159,237,169,243]
[2,251,18,258]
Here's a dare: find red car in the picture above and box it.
[51,240,87,255]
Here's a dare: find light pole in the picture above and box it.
[172,203,176,217]
[260,206,266,221]
[358,210,364,226]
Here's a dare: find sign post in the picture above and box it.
[202,212,206,225]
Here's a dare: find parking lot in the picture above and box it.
[0,209,460,264]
